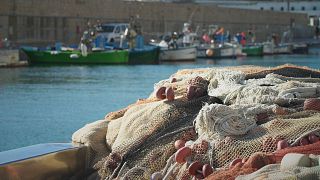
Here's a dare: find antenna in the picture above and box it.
[187,6,199,25]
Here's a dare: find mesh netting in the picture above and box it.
[73,64,320,180]
[95,96,222,179]
[206,111,320,168]
[237,163,320,180]
[206,141,320,180]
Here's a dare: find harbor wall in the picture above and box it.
[0,0,312,46]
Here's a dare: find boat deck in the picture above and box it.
[0,143,87,180]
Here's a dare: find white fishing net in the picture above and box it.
[72,120,111,168]
[209,72,320,106]
[71,64,320,180]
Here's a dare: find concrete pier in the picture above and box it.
[0,50,28,67]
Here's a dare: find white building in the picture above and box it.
[194,0,320,26]
[124,0,320,26]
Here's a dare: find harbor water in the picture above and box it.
[0,48,320,152]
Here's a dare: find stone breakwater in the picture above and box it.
[72,64,320,180]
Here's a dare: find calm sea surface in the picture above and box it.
[0,47,320,152]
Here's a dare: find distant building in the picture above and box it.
[126,0,320,26]
[194,0,320,26]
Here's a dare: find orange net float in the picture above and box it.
[165,87,175,101]
[206,49,214,57]
[170,77,177,83]
[155,86,166,100]
[202,164,214,178]
[175,146,192,164]
[308,133,320,143]
[174,139,186,150]
[188,161,204,178]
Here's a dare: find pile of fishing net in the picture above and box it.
[71,64,320,180]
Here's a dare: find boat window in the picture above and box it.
[98,25,115,33]
[260,7,264,10]
[115,26,120,33]
[313,6,317,11]
[291,7,295,11]
[270,7,274,11]
[280,7,284,11]
[301,6,305,11]
[121,25,127,32]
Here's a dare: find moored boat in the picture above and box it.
[242,44,263,56]
[22,47,130,65]
[159,46,197,62]
[197,43,243,59]
[128,45,160,64]
[22,45,160,65]
[263,42,292,55]
[292,43,308,54]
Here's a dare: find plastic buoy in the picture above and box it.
[166,87,175,101]
[300,137,310,146]
[206,49,214,57]
[175,146,192,164]
[188,161,203,176]
[277,140,290,150]
[308,133,320,143]
[229,158,242,168]
[155,87,166,100]
[202,164,214,178]
[174,139,186,150]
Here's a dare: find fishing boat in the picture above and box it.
[22,45,159,65]
[22,17,160,65]
[197,43,243,59]
[150,40,197,62]
[292,43,308,54]
[128,45,160,64]
[242,44,263,56]
[263,42,292,55]
[159,46,197,62]
[22,47,128,65]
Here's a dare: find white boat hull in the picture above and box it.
[160,47,197,61]
[263,43,292,55]
[197,44,243,58]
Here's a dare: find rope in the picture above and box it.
[195,104,257,139]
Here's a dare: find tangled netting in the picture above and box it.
[198,110,320,168]
[208,141,320,180]
[95,96,222,179]
[72,64,320,180]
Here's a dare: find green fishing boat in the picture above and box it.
[22,48,129,65]
[22,46,160,65]
[242,45,263,56]
[128,45,160,65]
